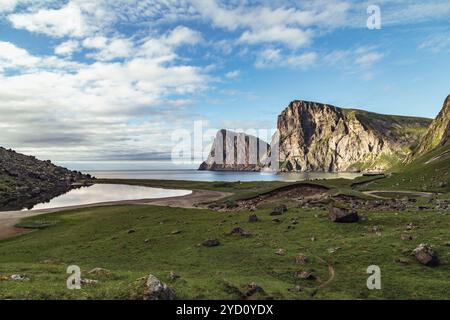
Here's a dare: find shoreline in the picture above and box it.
[0,189,231,241]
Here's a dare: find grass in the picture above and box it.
[1,202,449,300]
[365,144,450,193]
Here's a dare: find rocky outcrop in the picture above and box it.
[410,95,450,160]
[199,129,270,171]
[200,100,431,172]
[0,147,92,210]
[277,100,430,172]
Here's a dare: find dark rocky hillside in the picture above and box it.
[0,147,92,210]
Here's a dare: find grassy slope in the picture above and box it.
[364,144,450,193]
[1,203,449,300]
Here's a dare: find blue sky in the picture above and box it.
[0,0,449,165]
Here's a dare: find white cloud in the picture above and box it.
[354,47,384,67]
[255,48,316,69]
[225,70,240,79]
[419,33,450,53]
[8,2,87,37]
[286,52,318,69]
[0,0,20,12]
[0,38,209,160]
[54,40,80,56]
[255,48,282,68]
[0,41,40,69]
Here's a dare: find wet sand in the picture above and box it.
[0,189,231,241]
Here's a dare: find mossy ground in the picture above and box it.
[1,200,449,300]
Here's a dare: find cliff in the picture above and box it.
[199,129,270,171]
[409,95,450,160]
[0,147,92,210]
[277,100,431,172]
[200,100,432,173]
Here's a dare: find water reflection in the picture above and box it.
[87,170,362,182]
[24,184,192,211]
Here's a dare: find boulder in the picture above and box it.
[202,239,220,247]
[144,274,176,300]
[412,244,440,267]
[228,227,252,237]
[329,205,359,223]
[270,205,288,216]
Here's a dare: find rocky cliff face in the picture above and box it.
[410,95,450,160]
[0,147,92,210]
[277,100,431,172]
[199,129,270,171]
[200,100,431,173]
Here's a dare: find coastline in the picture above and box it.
[0,189,231,241]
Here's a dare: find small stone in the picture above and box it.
[295,271,316,280]
[270,205,288,216]
[272,218,281,223]
[245,282,264,296]
[168,271,180,281]
[295,254,308,265]
[171,230,182,235]
[288,285,303,292]
[88,268,111,276]
[80,278,98,285]
[127,229,136,234]
[412,243,440,267]
[248,214,259,223]
[228,227,252,237]
[202,239,220,247]
[144,239,151,244]
[275,248,286,256]
[401,234,414,241]
[144,274,176,300]
[10,274,29,281]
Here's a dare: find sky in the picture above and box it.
[0,0,449,168]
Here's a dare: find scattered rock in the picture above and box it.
[295,254,308,265]
[288,285,303,292]
[329,205,359,223]
[228,227,252,237]
[406,223,417,230]
[88,268,111,276]
[171,230,182,235]
[168,271,180,281]
[295,271,316,280]
[272,218,282,223]
[327,247,341,254]
[127,229,136,234]
[245,282,264,297]
[270,204,288,216]
[202,239,220,247]
[80,278,98,285]
[401,234,414,241]
[412,244,440,267]
[144,239,151,244]
[275,248,286,256]
[10,274,29,281]
[144,274,176,300]
[248,214,259,223]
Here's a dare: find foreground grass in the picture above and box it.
[1,203,449,300]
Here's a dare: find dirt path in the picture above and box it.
[0,189,231,241]
[363,190,435,199]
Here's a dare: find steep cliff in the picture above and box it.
[0,147,92,210]
[199,129,270,171]
[409,95,450,160]
[278,101,431,172]
[277,100,431,172]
